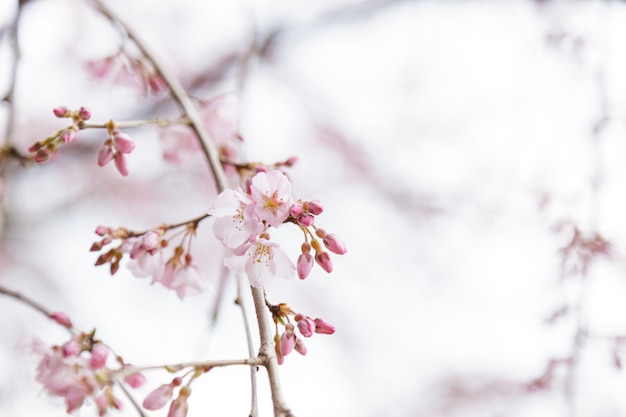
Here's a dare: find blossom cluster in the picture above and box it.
[91,224,208,300]
[34,329,146,416]
[269,303,336,364]
[28,106,137,176]
[208,169,346,287]
[27,106,91,162]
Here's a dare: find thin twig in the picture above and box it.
[235,274,259,417]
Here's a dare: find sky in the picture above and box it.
[2,0,626,416]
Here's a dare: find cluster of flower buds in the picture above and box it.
[34,329,146,416]
[28,106,91,162]
[97,120,136,176]
[269,303,336,364]
[91,225,207,299]
[208,169,346,287]
[290,200,347,279]
[142,376,192,417]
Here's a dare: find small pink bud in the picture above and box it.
[89,344,109,369]
[295,338,307,355]
[97,145,114,167]
[298,214,315,227]
[297,316,315,337]
[95,225,109,236]
[297,252,314,280]
[315,251,333,273]
[148,75,167,93]
[285,156,298,166]
[34,149,49,163]
[306,200,324,215]
[78,106,91,120]
[60,129,76,144]
[114,152,129,176]
[167,386,191,417]
[124,370,147,388]
[280,330,296,356]
[52,106,68,118]
[143,383,174,410]
[50,312,73,328]
[142,230,160,252]
[323,234,347,255]
[62,339,81,357]
[289,204,303,218]
[113,131,135,153]
[314,318,336,335]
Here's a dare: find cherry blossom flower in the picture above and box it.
[224,238,295,288]
[250,170,293,227]
[154,256,208,300]
[207,188,263,248]
[143,378,181,410]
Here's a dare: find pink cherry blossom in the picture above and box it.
[208,188,263,248]
[224,238,295,288]
[89,344,109,369]
[250,170,293,228]
[315,251,333,273]
[154,261,208,300]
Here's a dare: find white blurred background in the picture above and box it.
[2,0,626,416]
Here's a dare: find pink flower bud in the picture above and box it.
[124,370,147,388]
[314,318,336,335]
[89,344,109,369]
[62,339,81,357]
[50,312,73,328]
[297,252,314,280]
[113,131,135,153]
[297,214,315,227]
[323,234,347,255]
[52,106,68,118]
[297,316,315,337]
[78,106,91,120]
[34,149,49,163]
[280,330,296,356]
[289,204,303,218]
[97,145,114,167]
[167,386,191,417]
[285,156,298,166]
[143,383,174,410]
[60,129,76,144]
[142,230,160,252]
[114,152,129,176]
[95,225,109,236]
[306,200,324,215]
[315,251,333,273]
[295,338,307,355]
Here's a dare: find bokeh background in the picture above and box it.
[2,0,626,416]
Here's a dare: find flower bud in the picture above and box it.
[97,145,114,167]
[289,204,303,218]
[314,318,336,335]
[89,344,109,369]
[295,338,307,355]
[113,131,136,153]
[305,200,324,215]
[52,106,68,118]
[114,152,129,176]
[280,330,296,356]
[143,383,174,410]
[297,316,315,337]
[315,251,333,273]
[60,129,76,144]
[323,234,347,255]
[50,312,73,328]
[78,106,91,120]
[297,214,315,227]
[297,252,314,280]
